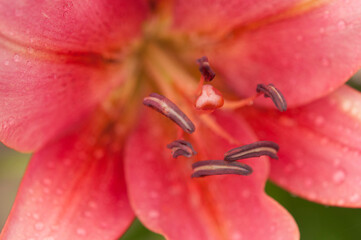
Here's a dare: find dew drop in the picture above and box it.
[333,169,346,184]
[43,178,52,185]
[296,35,303,41]
[51,225,59,231]
[13,54,20,62]
[350,193,360,203]
[34,222,44,231]
[304,178,313,187]
[88,201,98,209]
[149,191,159,198]
[4,60,9,66]
[63,158,71,166]
[83,211,92,218]
[231,232,242,240]
[32,213,40,220]
[93,148,104,159]
[314,116,325,125]
[148,210,159,218]
[319,27,325,34]
[56,188,64,195]
[242,189,251,198]
[321,57,330,66]
[100,222,109,229]
[27,47,35,54]
[44,236,55,240]
[76,228,87,236]
[337,20,346,30]
[333,158,341,167]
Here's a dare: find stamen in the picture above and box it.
[256,84,287,112]
[195,84,224,111]
[167,140,197,158]
[196,56,216,82]
[191,160,252,178]
[224,141,279,161]
[143,93,196,134]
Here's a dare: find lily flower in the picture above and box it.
[1,1,361,239]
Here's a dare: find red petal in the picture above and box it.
[172,0,300,35]
[0,43,123,152]
[125,109,299,240]
[244,86,361,207]
[0,114,134,240]
[182,0,361,106]
[0,0,148,53]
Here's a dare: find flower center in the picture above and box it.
[107,16,287,178]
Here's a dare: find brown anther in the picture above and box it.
[196,56,216,82]
[256,84,287,112]
[224,141,279,161]
[192,160,252,178]
[195,84,224,111]
[167,140,197,158]
[143,93,195,134]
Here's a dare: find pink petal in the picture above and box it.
[178,0,361,106]
[0,43,122,152]
[125,109,299,240]
[0,0,148,53]
[0,114,134,240]
[172,0,300,35]
[243,86,361,207]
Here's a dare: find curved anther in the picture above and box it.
[224,141,279,161]
[167,140,197,158]
[143,93,195,134]
[256,84,287,112]
[192,160,253,178]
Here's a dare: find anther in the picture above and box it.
[256,84,287,112]
[196,56,216,82]
[167,140,197,158]
[195,84,224,111]
[143,93,195,134]
[191,160,252,178]
[224,141,279,161]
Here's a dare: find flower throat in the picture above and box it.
[142,55,287,178]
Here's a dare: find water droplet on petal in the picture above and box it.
[44,236,55,240]
[350,193,360,203]
[321,57,330,66]
[333,158,341,167]
[314,116,325,125]
[296,35,303,41]
[32,213,40,220]
[13,54,20,62]
[4,60,9,66]
[83,211,92,218]
[88,201,98,209]
[304,178,313,187]
[338,20,346,30]
[76,228,87,236]
[231,232,242,240]
[333,169,346,184]
[34,222,44,231]
[43,178,52,185]
[27,47,35,54]
[148,210,159,218]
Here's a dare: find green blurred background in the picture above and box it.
[2,76,361,239]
